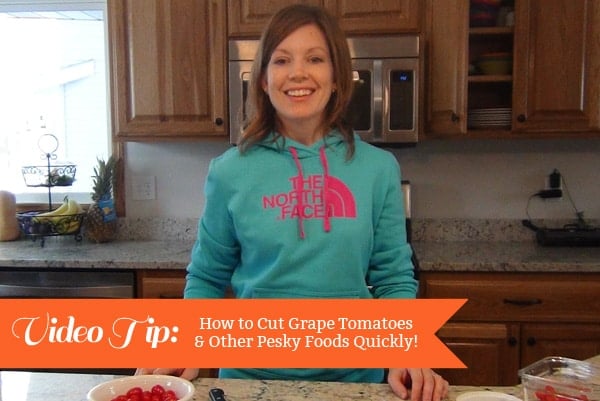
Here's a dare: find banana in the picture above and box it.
[37,200,69,218]
[63,199,83,233]
[65,199,81,215]
[33,199,83,233]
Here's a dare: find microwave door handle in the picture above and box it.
[383,84,390,135]
[373,60,383,140]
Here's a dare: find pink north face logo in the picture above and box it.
[262,174,357,220]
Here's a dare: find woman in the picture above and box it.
[138,4,449,401]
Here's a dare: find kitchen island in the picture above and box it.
[3,352,600,401]
[0,371,522,401]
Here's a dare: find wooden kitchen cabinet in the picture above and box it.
[520,323,600,366]
[512,0,600,134]
[107,0,227,140]
[419,272,600,386]
[436,322,520,386]
[227,0,421,37]
[137,269,186,299]
[424,0,600,139]
[136,269,225,378]
[137,269,236,299]
[228,0,322,37]
[423,0,469,135]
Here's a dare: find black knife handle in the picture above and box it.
[209,387,226,401]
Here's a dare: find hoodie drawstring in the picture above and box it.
[319,146,331,234]
[289,147,306,239]
[289,146,331,239]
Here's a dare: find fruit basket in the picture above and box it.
[16,209,85,246]
[21,163,76,187]
[18,133,83,246]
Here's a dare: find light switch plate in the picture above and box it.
[131,175,156,200]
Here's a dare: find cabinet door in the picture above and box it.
[108,0,227,139]
[521,323,600,368]
[228,0,324,37]
[512,0,600,133]
[420,272,600,323]
[324,0,420,34]
[137,270,186,299]
[436,322,520,386]
[228,0,420,37]
[424,0,469,136]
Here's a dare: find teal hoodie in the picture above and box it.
[185,130,417,383]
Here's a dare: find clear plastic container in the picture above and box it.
[519,357,600,401]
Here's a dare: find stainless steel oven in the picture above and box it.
[0,269,135,298]
[0,268,135,374]
[228,35,421,145]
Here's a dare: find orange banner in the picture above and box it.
[0,299,466,369]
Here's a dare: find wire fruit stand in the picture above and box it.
[16,134,85,247]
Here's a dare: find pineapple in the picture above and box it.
[85,155,118,243]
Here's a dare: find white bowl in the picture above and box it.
[457,391,522,401]
[87,375,195,401]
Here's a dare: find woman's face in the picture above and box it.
[262,24,336,135]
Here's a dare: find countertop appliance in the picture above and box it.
[228,35,421,145]
[402,180,419,279]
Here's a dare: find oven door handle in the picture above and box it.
[0,284,133,298]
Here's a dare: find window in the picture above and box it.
[0,1,110,204]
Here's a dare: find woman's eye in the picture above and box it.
[272,58,288,65]
[309,56,324,63]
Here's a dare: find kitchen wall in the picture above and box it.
[124,138,600,221]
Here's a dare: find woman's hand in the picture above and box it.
[387,368,449,401]
[134,368,200,381]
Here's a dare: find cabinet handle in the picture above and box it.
[517,114,526,123]
[527,337,536,346]
[159,294,183,299]
[451,112,459,122]
[508,337,518,346]
[215,117,224,126]
[503,298,542,306]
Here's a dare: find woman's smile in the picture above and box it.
[285,88,315,97]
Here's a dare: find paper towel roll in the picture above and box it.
[0,190,21,241]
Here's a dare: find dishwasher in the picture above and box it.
[0,268,136,374]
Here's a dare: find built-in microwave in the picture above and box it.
[228,35,421,145]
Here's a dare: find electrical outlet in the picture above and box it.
[131,175,156,200]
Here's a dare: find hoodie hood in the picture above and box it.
[256,129,348,157]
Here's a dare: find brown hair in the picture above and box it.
[238,4,355,157]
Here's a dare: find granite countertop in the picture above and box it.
[412,241,600,273]
[0,372,522,401]
[1,237,599,272]
[0,238,193,270]
[4,352,600,401]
